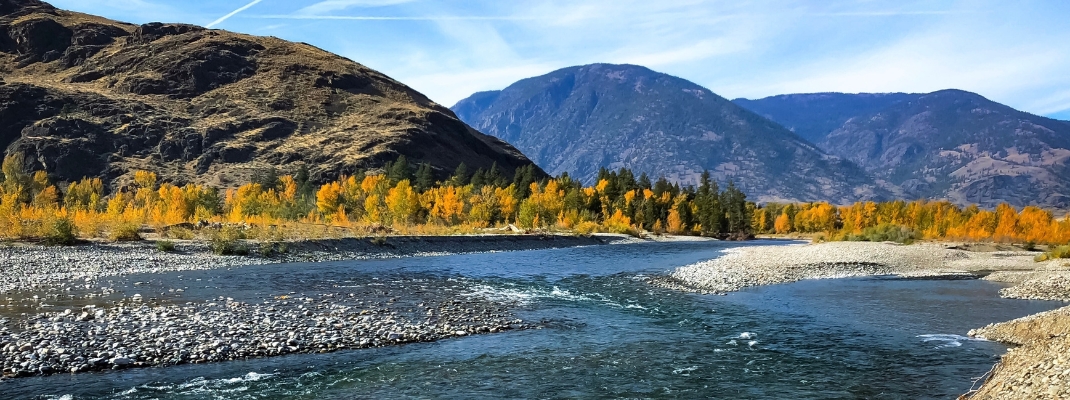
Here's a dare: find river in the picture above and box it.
[7,240,1065,399]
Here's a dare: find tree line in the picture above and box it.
[8,150,1062,246]
[755,200,1070,245]
[0,153,756,242]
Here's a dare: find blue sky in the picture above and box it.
[51,0,1070,119]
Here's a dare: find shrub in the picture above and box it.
[44,217,77,245]
[164,227,195,240]
[841,224,917,244]
[109,223,142,242]
[1037,245,1070,262]
[574,221,600,235]
[209,226,248,255]
[156,240,176,252]
[1023,241,1037,252]
[257,241,287,256]
[370,236,387,246]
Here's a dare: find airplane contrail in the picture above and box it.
[207,0,265,28]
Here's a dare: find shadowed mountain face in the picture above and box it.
[0,0,540,188]
[452,63,885,204]
[732,93,920,145]
[738,90,1070,208]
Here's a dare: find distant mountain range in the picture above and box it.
[456,64,1070,208]
[732,93,918,145]
[0,0,540,189]
[452,64,885,204]
[737,90,1070,208]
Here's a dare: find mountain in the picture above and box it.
[732,93,919,144]
[452,63,885,204]
[820,90,1070,208]
[0,0,540,189]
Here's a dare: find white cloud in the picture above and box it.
[296,0,415,15]
[399,64,560,107]
[206,0,264,28]
[607,38,751,68]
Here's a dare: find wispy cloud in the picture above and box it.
[59,0,1066,115]
[206,0,265,28]
[296,0,415,15]
[809,10,970,17]
[250,14,535,21]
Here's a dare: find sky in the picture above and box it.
[50,0,1070,120]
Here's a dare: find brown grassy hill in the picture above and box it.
[0,0,539,188]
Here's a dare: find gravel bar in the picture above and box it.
[656,241,1070,301]
[0,291,530,378]
[0,233,638,379]
[0,234,629,294]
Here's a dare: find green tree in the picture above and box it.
[414,163,435,192]
[387,155,413,183]
[450,162,469,186]
[695,171,722,235]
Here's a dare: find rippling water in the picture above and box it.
[7,240,1065,399]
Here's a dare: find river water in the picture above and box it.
[7,240,1065,399]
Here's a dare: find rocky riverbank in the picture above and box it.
[0,283,530,378]
[963,306,1070,399]
[0,233,646,379]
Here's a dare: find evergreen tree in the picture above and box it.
[294,164,315,198]
[251,166,281,190]
[512,165,537,198]
[450,162,469,186]
[617,168,637,192]
[695,171,722,235]
[722,181,750,234]
[414,163,434,192]
[485,162,506,187]
[653,177,672,198]
[387,155,413,183]
[637,173,652,191]
[470,168,486,189]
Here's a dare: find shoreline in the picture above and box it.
[0,233,705,379]
[0,233,642,295]
[655,241,1070,399]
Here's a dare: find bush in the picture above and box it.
[1023,241,1037,252]
[209,226,248,255]
[156,240,176,252]
[370,236,387,246]
[257,241,287,256]
[574,221,600,235]
[109,223,142,242]
[842,223,917,244]
[1037,245,1070,262]
[44,217,77,245]
[164,227,195,240]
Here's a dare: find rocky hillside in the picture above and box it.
[732,93,918,145]
[0,0,540,189]
[452,64,885,204]
[739,90,1070,208]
